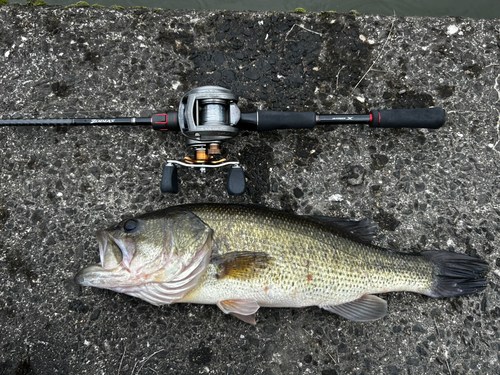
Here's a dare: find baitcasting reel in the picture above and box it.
[0,85,446,195]
[151,86,246,195]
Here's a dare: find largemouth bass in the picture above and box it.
[75,204,488,324]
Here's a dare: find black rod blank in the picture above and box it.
[0,117,151,126]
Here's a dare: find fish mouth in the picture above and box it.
[98,230,129,270]
[74,260,131,289]
[74,231,129,289]
[74,264,109,287]
[97,230,108,267]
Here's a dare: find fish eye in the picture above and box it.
[122,219,139,233]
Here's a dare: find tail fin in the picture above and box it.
[422,251,489,298]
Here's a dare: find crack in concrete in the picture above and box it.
[352,15,396,92]
[490,74,500,156]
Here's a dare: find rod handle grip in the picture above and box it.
[240,111,317,131]
[369,108,446,129]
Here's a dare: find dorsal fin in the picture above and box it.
[312,217,377,244]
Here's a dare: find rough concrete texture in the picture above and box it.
[0,4,499,375]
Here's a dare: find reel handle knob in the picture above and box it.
[161,164,179,194]
[226,166,246,196]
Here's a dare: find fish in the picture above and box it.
[75,204,488,324]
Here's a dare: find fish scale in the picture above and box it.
[179,205,435,307]
[75,204,488,324]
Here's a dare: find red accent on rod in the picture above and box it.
[152,113,169,131]
[156,114,168,123]
[370,111,382,127]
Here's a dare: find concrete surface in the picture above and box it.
[0,4,499,375]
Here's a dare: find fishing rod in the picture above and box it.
[0,86,446,195]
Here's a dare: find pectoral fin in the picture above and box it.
[211,251,274,280]
[217,299,260,324]
[321,295,387,322]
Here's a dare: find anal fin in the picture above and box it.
[217,299,260,325]
[321,295,387,322]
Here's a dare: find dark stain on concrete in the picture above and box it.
[5,249,38,286]
[0,207,9,227]
[374,210,401,231]
[239,141,274,199]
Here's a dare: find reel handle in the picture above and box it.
[160,164,178,194]
[226,166,246,196]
